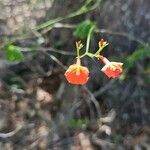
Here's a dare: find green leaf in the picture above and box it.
[111,133,123,144]
[73,19,95,39]
[67,118,89,129]
[125,46,150,69]
[6,45,24,62]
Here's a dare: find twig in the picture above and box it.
[1,0,102,47]
[42,51,67,70]
[93,79,116,97]
[21,47,75,56]
[92,133,115,149]
[0,125,22,138]
[95,28,146,46]
[51,23,146,46]
[83,86,101,119]
[42,23,146,46]
[35,0,102,30]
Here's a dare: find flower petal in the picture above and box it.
[101,62,123,78]
[65,64,89,85]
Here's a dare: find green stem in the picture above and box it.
[80,53,86,58]
[85,26,95,54]
[80,52,95,58]
[78,25,96,58]
[77,48,80,58]
[2,0,101,47]
[78,26,95,58]
[95,43,109,56]
[35,0,101,31]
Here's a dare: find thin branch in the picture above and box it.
[93,79,116,97]
[95,28,146,46]
[21,47,75,56]
[42,51,67,70]
[0,125,22,138]
[1,0,102,47]
[83,86,101,119]
[35,0,101,30]
[92,133,115,149]
[51,23,147,46]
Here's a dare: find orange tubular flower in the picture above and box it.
[64,58,89,85]
[99,39,105,47]
[98,39,107,47]
[98,55,123,78]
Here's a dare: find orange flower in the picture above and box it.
[64,58,89,85]
[98,55,123,78]
[98,39,107,47]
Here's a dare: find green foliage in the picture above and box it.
[73,19,95,39]
[111,133,123,144]
[67,118,89,129]
[6,45,24,62]
[125,45,150,69]
[8,76,24,89]
[143,63,150,83]
[144,75,150,83]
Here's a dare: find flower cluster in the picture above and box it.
[64,39,123,85]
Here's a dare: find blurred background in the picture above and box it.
[0,0,150,149]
